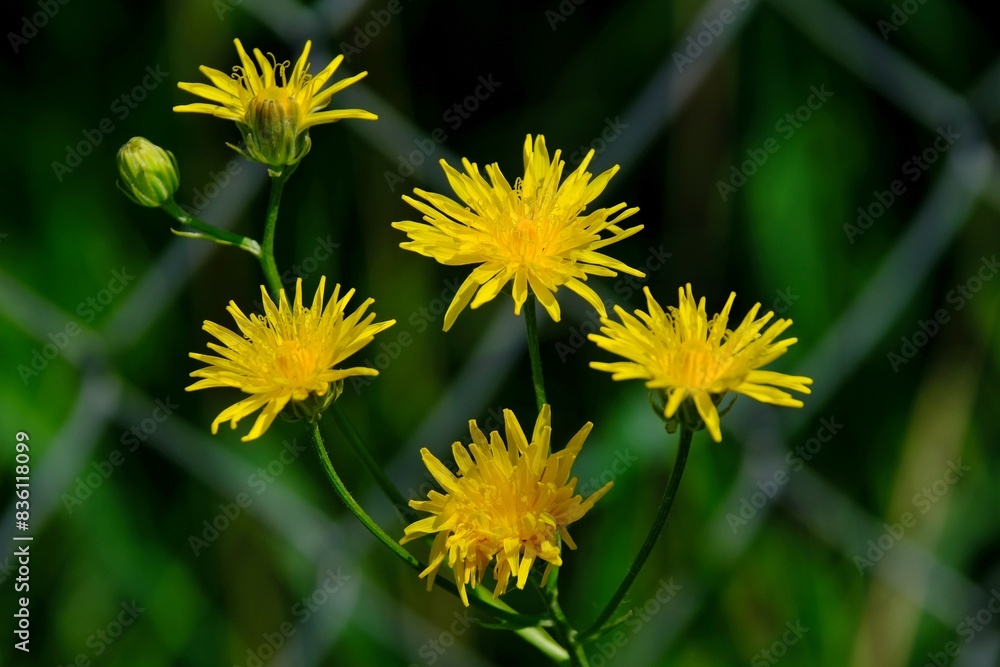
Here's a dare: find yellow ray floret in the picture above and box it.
[393,134,644,330]
[401,405,611,605]
[589,284,813,442]
[187,277,394,442]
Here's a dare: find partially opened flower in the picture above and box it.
[589,285,813,442]
[175,39,377,168]
[392,134,644,331]
[401,405,611,605]
[188,277,394,441]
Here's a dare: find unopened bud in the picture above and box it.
[117,137,179,207]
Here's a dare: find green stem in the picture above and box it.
[583,426,693,640]
[524,292,547,411]
[472,587,569,664]
[260,165,297,296]
[527,561,586,666]
[513,626,571,665]
[524,299,583,663]
[307,422,547,629]
[329,402,413,520]
[546,557,561,596]
[543,583,590,667]
[160,200,260,255]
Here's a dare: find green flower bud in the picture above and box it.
[117,137,179,207]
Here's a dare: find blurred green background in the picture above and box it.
[2,0,999,665]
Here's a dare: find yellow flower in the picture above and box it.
[175,39,377,167]
[187,277,394,442]
[401,405,611,606]
[589,285,813,442]
[392,134,644,331]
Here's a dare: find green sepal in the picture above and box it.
[650,389,734,437]
[278,380,343,424]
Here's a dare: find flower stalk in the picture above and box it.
[159,200,261,255]
[544,585,590,667]
[524,291,547,412]
[583,425,693,640]
[329,401,413,518]
[260,164,297,296]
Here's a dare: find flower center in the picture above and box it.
[455,481,555,547]
[492,212,547,267]
[247,86,302,126]
[513,215,542,260]
[274,338,320,385]
[259,85,291,102]
[668,340,732,388]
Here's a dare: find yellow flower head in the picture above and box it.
[401,405,611,606]
[392,134,644,331]
[175,39,377,167]
[589,285,813,442]
[187,277,394,442]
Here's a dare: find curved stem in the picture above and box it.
[524,292,547,411]
[260,166,296,296]
[582,426,693,640]
[329,402,413,520]
[513,626,571,665]
[160,200,260,255]
[257,166,411,518]
[524,300,584,663]
[473,586,569,664]
[307,422,546,628]
[546,587,590,666]
[309,423,413,565]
